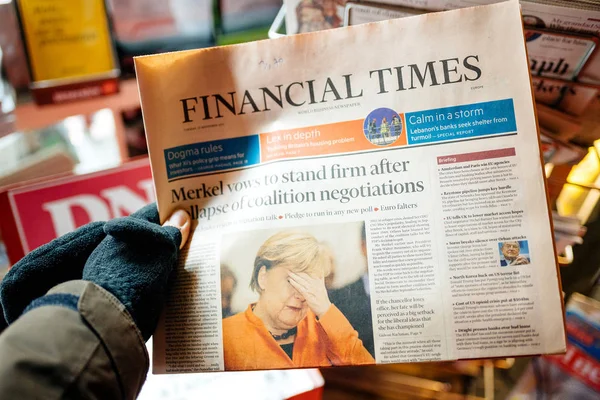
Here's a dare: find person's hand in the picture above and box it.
[513,255,530,265]
[82,204,190,340]
[288,271,331,318]
[1,220,107,325]
[0,203,190,341]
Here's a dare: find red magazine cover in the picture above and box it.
[0,158,153,265]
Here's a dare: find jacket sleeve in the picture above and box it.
[0,280,149,400]
[318,304,375,366]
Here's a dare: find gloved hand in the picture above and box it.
[0,204,190,341]
[83,204,190,340]
[0,221,107,324]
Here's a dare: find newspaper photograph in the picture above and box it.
[135,0,566,373]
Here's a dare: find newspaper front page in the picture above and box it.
[135,0,566,373]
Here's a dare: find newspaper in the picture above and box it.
[135,0,566,373]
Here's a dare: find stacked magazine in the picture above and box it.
[552,211,586,259]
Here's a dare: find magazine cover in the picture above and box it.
[135,0,566,373]
[343,2,422,26]
[508,293,600,399]
[220,0,282,34]
[0,158,153,265]
[525,29,596,80]
[531,76,599,116]
[285,0,348,34]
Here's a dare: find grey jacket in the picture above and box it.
[0,281,148,400]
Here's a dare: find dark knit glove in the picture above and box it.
[0,221,107,325]
[82,204,184,340]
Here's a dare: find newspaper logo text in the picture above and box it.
[178,55,481,123]
[368,55,481,94]
[179,74,363,123]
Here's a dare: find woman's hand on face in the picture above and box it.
[288,272,331,318]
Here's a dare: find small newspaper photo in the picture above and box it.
[135,0,567,373]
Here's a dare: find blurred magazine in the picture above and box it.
[532,77,598,116]
[509,293,600,399]
[540,131,586,165]
[285,0,348,34]
[551,211,586,256]
[536,104,582,140]
[524,29,596,80]
[106,0,215,74]
[343,2,422,25]
[136,1,566,373]
[220,0,282,34]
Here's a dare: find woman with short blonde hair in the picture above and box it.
[223,231,374,370]
[250,232,332,292]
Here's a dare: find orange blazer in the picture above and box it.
[222,304,375,370]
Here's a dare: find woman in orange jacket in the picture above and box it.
[222,231,375,370]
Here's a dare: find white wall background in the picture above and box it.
[221,221,366,315]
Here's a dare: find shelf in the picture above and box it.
[13,79,141,162]
[14,79,140,132]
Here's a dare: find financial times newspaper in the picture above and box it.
[136,0,566,373]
